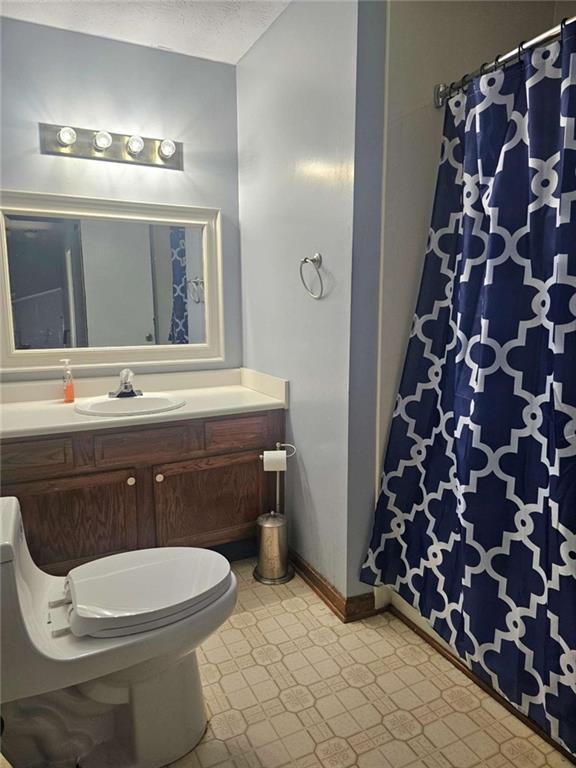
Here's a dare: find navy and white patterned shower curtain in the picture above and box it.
[169,226,189,344]
[361,27,576,754]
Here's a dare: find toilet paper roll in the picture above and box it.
[262,450,287,472]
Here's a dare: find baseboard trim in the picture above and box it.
[388,606,576,766]
[289,550,380,623]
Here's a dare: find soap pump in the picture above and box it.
[60,358,75,404]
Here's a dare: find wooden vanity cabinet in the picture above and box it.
[0,410,284,574]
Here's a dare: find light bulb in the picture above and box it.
[93,130,112,151]
[57,126,77,147]
[127,135,144,156]
[158,139,176,160]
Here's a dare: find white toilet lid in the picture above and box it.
[66,547,231,638]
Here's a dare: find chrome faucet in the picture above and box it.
[109,368,143,398]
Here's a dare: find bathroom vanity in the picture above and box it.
[0,192,288,576]
[0,372,287,575]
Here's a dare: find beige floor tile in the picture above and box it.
[195,740,230,767]
[247,720,278,748]
[464,731,500,760]
[335,686,368,711]
[315,737,357,768]
[326,712,363,739]
[270,711,302,738]
[256,740,292,767]
[282,731,316,759]
[383,711,422,741]
[357,748,390,767]
[380,739,418,767]
[222,672,249,693]
[390,687,425,711]
[424,720,459,749]
[281,685,316,712]
[444,712,478,739]
[316,694,347,720]
[411,679,442,704]
[169,560,572,768]
[253,680,281,702]
[350,703,382,730]
[293,665,322,687]
[378,671,406,694]
[441,740,481,768]
[228,687,259,710]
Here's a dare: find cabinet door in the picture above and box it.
[154,451,265,547]
[3,469,139,575]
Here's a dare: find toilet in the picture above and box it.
[0,496,238,768]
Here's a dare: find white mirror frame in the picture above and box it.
[0,191,224,375]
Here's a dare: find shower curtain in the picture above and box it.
[361,26,576,754]
[169,226,189,344]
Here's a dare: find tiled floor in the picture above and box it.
[172,560,573,768]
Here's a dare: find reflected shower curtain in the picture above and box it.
[361,26,576,754]
[169,226,189,344]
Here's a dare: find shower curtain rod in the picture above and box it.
[433,15,576,108]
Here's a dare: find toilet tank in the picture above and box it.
[0,497,62,703]
[0,496,53,603]
[0,496,23,564]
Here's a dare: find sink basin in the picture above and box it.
[75,393,186,417]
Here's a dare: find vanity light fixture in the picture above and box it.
[38,123,183,170]
[126,135,145,156]
[56,126,77,147]
[93,130,113,152]
[158,139,176,160]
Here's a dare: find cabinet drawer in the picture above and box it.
[94,425,201,467]
[205,414,269,451]
[2,438,74,482]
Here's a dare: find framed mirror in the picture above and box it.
[0,192,224,373]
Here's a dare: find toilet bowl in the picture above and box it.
[0,496,238,768]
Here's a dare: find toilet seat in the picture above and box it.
[65,547,231,638]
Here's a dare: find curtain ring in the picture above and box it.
[517,40,526,59]
[561,17,569,46]
[494,53,505,72]
[447,81,456,99]
[461,73,470,91]
[479,62,490,76]
[560,18,569,49]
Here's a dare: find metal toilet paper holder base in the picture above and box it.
[253,559,295,586]
[253,443,296,585]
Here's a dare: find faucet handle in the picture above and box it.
[119,368,134,384]
[108,368,141,398]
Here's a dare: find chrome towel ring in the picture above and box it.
[299,253,324,299]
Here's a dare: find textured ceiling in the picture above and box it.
[0,0,291,64]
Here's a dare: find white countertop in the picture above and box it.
[0,369,288,439]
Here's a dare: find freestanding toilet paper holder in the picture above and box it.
[253,442,296,585]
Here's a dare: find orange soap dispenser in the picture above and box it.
[60,358,75,404]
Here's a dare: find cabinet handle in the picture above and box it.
[127,476,136,486]
[155,474,164,483]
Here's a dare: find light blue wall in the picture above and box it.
[237,0,360,595]
[2,10,387,597]
[0,18,242,370]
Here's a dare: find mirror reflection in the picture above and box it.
[4,215,206,350]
